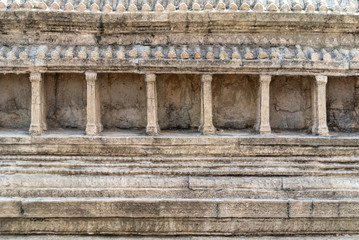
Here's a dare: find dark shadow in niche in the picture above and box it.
[212,74,258,130]
[0,73,31,129]
[45,73,87,130]
[99,73,146,130]
[157,74,201,130]
[270,75,312,131]
[327,76,359,132]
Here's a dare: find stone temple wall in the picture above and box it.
[213,74,258,129]
[270,76,312,130]
[45,73,87,130]
[327,76,359,132]
[2,73,359,132]
[157,74,201,130]
[0,74,31,129]
[99,73,147,130]
[2,2,359,237]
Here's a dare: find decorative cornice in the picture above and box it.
[315,75,328,84]
[201,74,212,83]
[85,71,97,83]
[2,44,359,75]
[0,44,356,62]
[0,0,357,14]
[1,11,359,34]
[259,75,271,83]
[29,72,42,82]
[145,73,156,82]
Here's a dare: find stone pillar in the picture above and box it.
[29,72,46,135]
[95,76,103,133]
[145,73,160,135]
[354,78,359,125]
[255,75,271,134]
[309,79,318,134]
[200,74,216,135]
[312,75,329,135]
[41,77,47,131]
[85,72,102,136]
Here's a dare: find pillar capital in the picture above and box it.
[315,75,328,85]
[259,75,271,83]
[29,72,42,82]
[85,71,97,83]
[312,76,329,136]
[29,72,46,136]
[145,73,156,83]
[145,74,160,135]
[85,71,102,136]
[201,74,213,83]
[200,74,216,135]
[255,75,271,134]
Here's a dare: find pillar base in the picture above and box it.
[259,125,271,135]
[259,130,271,135]
[202,125,216,135]
[29,124,43,136]
[97,123,103,133]
[308,125,313,134]
[310,126,317,135]
[198,125,203,132]
[86,124,100,136]
[146,126,160,136]
[316,126,329,136]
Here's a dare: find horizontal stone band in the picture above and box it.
[0,0,357,14]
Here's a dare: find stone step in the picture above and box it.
[1,174,359,199]
[4,188,359,199]
[1,134,359,157]
[1,155,359,176]
[3,174,359,189]
[1,197,359,235]
[1,135,359,236]
[1,236,359,240]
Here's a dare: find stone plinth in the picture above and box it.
[1,0,359,237]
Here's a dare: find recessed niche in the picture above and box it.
[0,74,31,129]
[45,73,87,130]
[270,76,311,130]
[100,73,146,129]
[157,74,201,130]
[327,76,359,132]
[213,74,258,129]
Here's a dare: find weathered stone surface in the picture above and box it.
[45,73,87,130]
[270,76,311,130]
[0,74,31,128]
[0,0,355,13]
[99,73,146,129]
[2,217,359,235]
[0,198,21,217]
[1,133,359,235]
[218,200,288,218]
[0,175,188,189]
[189,176,282,190]
[1,237,359,240]
[4,73,359,132]
[213,75,257,129]
[2,0,359,237]
[327,76,359,132]
[1,133,359,158]
[157,74,200,129]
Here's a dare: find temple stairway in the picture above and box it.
[1,130,359,236]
